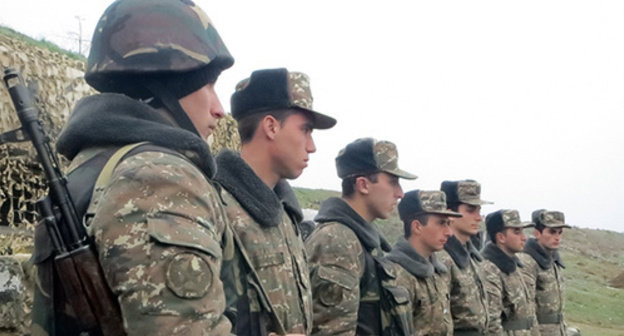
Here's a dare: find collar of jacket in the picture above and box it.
[386,238,447,278]
[56,93,217,178]
[524,238,565,270]
[482,242,523,275]
[315,197,391,252]
[443,234,483,269]
[215,150,302,227]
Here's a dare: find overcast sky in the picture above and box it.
[1,0,623,232]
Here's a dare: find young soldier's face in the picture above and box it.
[272,111,316,179]
[452,203,483,237]
[366,172,404,220]
[180,83,224,140]
[535,227,564,250]
[419,214,453,254]
[499,227,526,253]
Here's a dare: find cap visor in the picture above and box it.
[307,109,337,130]
[522,221,536,228]
[505,221,535,229]
[463,199,494,206]
[385,168,418,180]
[546,224,572,229]
[428,210,463,218]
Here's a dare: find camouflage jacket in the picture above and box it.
[33,94,233,336]
[305,197,412,336]
[481,243,538,336]
[518,239,566,336]
[386,238,453,336]
[215,150,312,335]
[438,235,489,335]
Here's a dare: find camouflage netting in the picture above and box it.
[0,34,93,233]
[211,113,241,153]
[0,32,240,333]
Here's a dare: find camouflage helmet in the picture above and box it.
[85,0,234,98]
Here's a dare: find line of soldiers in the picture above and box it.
[28,0,576,335]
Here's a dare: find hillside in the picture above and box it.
[294,186,624,336]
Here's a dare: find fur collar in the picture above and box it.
[315,197,391,252]
[524,238,565,270]
[215,150,302,227]
[386,238,447,278]
[56,93,216,178]
[482,242,523,275]
[443,235,483,269]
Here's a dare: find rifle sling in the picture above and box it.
[83,142,149,227]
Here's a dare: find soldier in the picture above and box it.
[32,0,235,334]
[437,180,491,335]
[482,210,538,336]
[305,137,417,335]
[214,68,336,335]
[518,210,571,336]
[386,190,461,335]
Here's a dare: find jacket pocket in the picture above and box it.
[315,265,358,307]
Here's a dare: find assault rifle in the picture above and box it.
[1,68,123,335]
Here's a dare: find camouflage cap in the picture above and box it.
[486,209,534,236]
[335,138,417,180]
[399,190,462,222]
[440,179,493,206]
[230,68,336,129]
[534,210,571,228]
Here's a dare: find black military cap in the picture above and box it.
[440,179,493,207]
[486,209,534,238]
[398,190,462,223]
[230,68,336,129]
[335,138,417,180]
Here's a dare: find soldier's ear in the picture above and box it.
[411,219,422,235]
[355,176,370,195]
[495,231,506,245]
[260,115,280,140]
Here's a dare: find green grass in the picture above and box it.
[559,228,624,335]
[293,187,340,209]
[0,26,85,61]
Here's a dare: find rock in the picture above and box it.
[609,270,624,289]
[0,254,32,335]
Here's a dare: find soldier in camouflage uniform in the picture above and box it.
[386,190,461,335]
[305,138,417,335]
[437,180,491,335]
[518,210,571,336]
[482,210,538,336]
[31,0,235,334]
[215,68,336,336]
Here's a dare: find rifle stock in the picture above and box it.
[2,68,124,335]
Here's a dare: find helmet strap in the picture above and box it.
[143,81,202,138]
